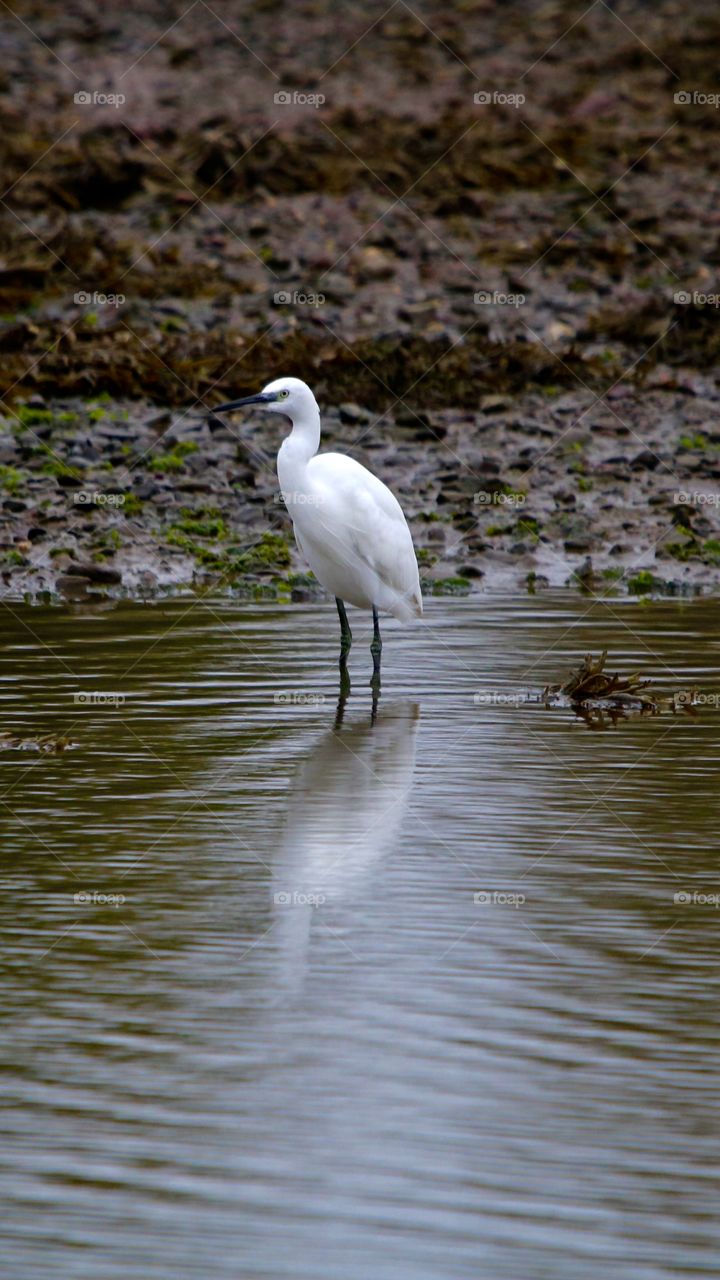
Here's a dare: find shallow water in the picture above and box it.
[2,593,720,1280]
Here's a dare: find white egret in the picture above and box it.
[213,377,422,687]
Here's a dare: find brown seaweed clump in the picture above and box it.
[543,650,698,716]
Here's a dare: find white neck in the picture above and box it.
[277,402,321,493]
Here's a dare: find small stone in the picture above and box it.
[480,395,510,414]
[630,450,660,471]
[354,246,396,282]
[56,574,92,598]
[65,562,122,585]
[546,320,575,343]
[338,403,370,425]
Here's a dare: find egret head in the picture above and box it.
[212,376,317,420]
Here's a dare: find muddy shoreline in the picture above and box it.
[1,0,719,602]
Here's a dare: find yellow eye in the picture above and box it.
[278,390,289,399]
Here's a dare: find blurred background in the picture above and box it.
[1,0,720,597]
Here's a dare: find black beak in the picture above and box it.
[212,392,276,412]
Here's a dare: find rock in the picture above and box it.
[56,574,93,598]
[546,321,575,342]
[320,273,353,301]
[630,450,661,471]
[354,246,396,282]
[398,300,440,321]
[571,90,619,120]
[338,403,370,424]
[64,562,122,585]
[480,395,510,414]
[393,407,440,439]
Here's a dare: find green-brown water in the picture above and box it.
[2,595,720,1279]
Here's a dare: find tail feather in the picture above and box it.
[389,588,423,622]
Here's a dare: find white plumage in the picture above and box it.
[287,450,422,621]
[214,376,422,685]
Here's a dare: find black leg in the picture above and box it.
[370,604,382,690]
[370,606,382,672]
[334,688,349,730]
[336,597,352,696]
[336,597,352,657]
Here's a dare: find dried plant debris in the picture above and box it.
[542,651,699,715]
[0,731,76,753]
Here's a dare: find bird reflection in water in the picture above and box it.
[271,701,420,991]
